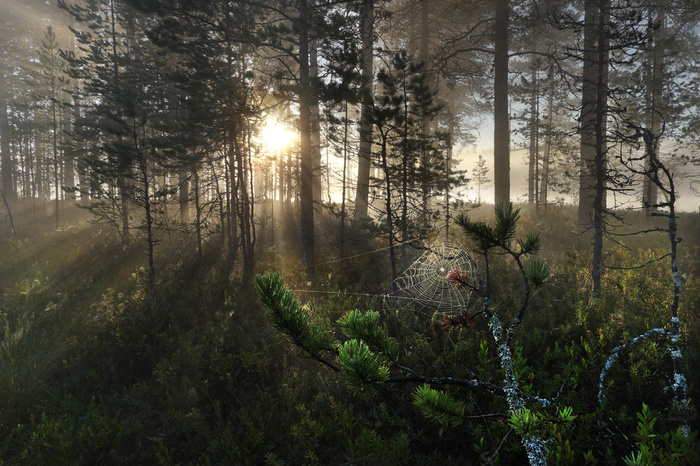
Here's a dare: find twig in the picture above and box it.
[602,253,671,270]
[484,427,514,466]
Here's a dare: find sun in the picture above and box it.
[261,119,296,153]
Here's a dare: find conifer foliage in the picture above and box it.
[257,203,558,465]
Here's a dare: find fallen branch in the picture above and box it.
[598,327,670,404]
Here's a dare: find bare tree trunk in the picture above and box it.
[51,75,60,228]
[0,62,14,201]
[62,79,75,206]
[380,137,397,289]
[591,0,609,298]
[72,43,90,207]
[109,0,129,243]
[193,168,202,262]
[539,63,554,210]
[643,3,664,217]
[310,34,322,211]
[226,145,237,269]
[354,0,374,221]
[339,102,349,260]
[178,168,189,223]
[236,126,256,279]
[419,0,430,223]
[494,0,510,205]
[578,0,599,228]
[299,0,315,274]
[528,62,537,206]
[141,164,155,289]
[445,110,454,239]
[119,177,130,242]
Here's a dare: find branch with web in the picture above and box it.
[385,242,477,317]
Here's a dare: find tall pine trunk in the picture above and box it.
[310,35,322,210]
[592,0,609,298]
[539,63,554,209]
[493,0,510,205]
[578,0,599,228]
[178,168,189,223]
[0,61,14,200]
[643,2,664,216]
[354,0,374,220]
[299,0,315,274]
[528,62,538,207]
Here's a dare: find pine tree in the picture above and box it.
[474,153,490,203]
[33,25,70,227]
[256,203,554,465]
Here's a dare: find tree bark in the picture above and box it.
[62,80,75,206]
[178,168,189,223]
[310,35,323,210]
[380,136,397,288]
[299,0,315,274]
[539,63,554,209]
[0,62,14,200]
[578,0,599,228]
[353,0,374,221]
[592,0,609,298]
[643,2,664,216]
[493,0,510,205]
[528,62,537,206]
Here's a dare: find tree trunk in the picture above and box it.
[339,102,349,260]
[354,0,374,221]
[299,0,315,274]
[73,63,90,207]
[493,0,510,205]
[139,162,155,290]
[539,63,554,210]
[310,35,323,210]
[178,168,189,222]
[52,77,60,228]
[419,0,430,226]
[0,62,14,201]
[528,62,538,206]
[445,110,454,238]
[380,136,397,289]
[578,0,599,228]
[643,3,664,216]
[119,176,130,242]
[62,81,75,206]
[226,145,237,269]
[591,0,610,299]
[238,127,256,279]
[193,168,202,262]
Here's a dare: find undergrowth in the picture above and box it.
[0,206,698,463]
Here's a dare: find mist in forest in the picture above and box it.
[1,0,700,464]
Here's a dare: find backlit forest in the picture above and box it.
[1,0,700,464]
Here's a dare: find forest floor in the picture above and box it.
[1,202,699,464]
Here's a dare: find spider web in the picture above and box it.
[387,242,476,315]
